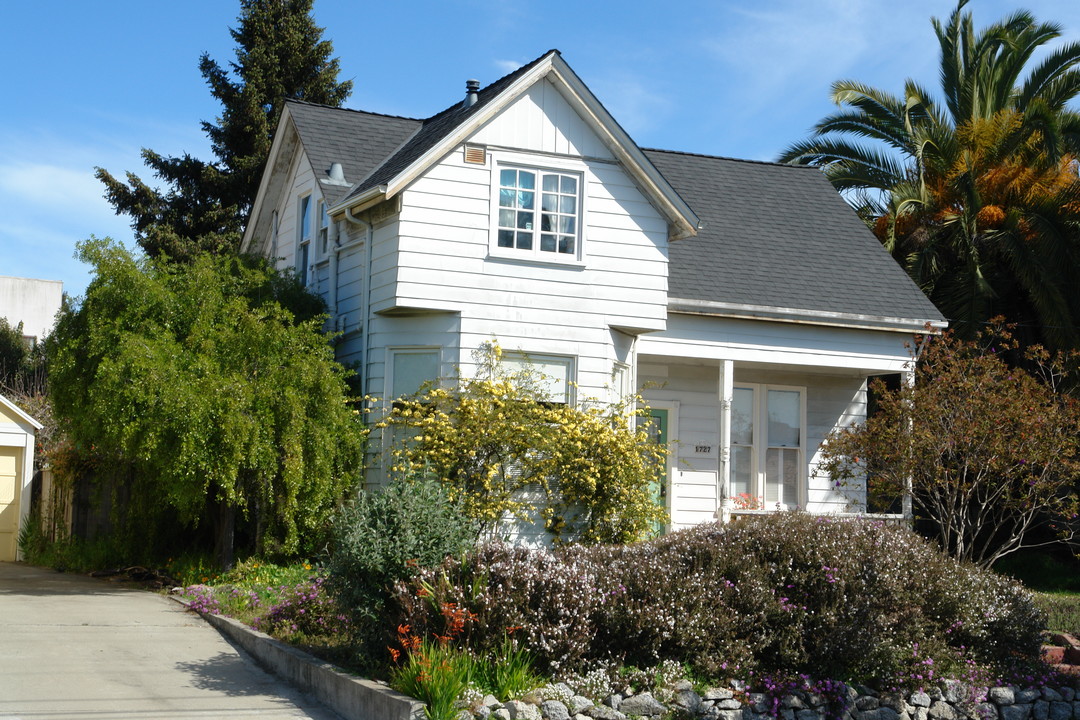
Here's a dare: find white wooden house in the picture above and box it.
[242,50,945,539]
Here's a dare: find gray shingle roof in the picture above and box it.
[643,149,944,323]
[285,100,420,206]
[345,50,560,200]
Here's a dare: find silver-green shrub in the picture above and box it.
[391,514,1044,686]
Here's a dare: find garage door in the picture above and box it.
[0,448,19,561]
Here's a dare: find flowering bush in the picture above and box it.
[391,514,1045,686]
[252,576,349,640]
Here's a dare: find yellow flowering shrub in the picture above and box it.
[376,343,667,544]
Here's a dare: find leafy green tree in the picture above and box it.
[379,343,667,544]
[780,0,1080,349]
[819,327,1080,568]
[49,238,364,566]
[96,0,352,261]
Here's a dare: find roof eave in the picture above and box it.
[668,297,948,334]
[327,184,387,216]
[241,106,298,254]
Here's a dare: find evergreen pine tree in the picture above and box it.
[96,0,352,261]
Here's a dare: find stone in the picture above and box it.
[675,689,703,712]
[1017,691,1042,705]
[1000,704,1032,720]
[718,711,747,720]
[911,706,930,720]
[782,709,796,720]
[975,703,997,720]
[879,708,901,720]
[797,709,823,720]
[1033,701,1050,720]
[618,693,668,717]
[1059,689,1074,703]
[456,711,473,720]
[716,699,744,710]
[701,708,722,720]
[485,695,503,707]
[785,696,807,710]
[989,688,1016,706]
[604,694,622,710]
[1048,702,1072,720]
[552,683,575,697]
[928,702,958,720]
[672,680,695,692]
[475,707,493,720]
[706,688,736,701]
[542,700,571,720]
[583,706,626,720]
[507,700,542,720]
[494,710,512,720]
[911,693,933,709]
[806,694,826,708]
[943,681,966,705]
[858,698,881,711]
[568,697,594,715]
[928,690,944,702]
[1043,690,1063,703]
[749,694,770,713]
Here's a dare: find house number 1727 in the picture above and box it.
[695,445,712,454]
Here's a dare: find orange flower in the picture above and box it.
[388,647,400,663]
[397,623,411,636]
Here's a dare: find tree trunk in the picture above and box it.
[213,499,235,571]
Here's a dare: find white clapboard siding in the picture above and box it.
[670,470,718,530]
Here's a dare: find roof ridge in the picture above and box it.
[643,146,817,169]
[284,98,422,123]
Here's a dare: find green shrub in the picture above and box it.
[325,475,477,640]
[1035,592,1080,636]
[392,514,1045,685]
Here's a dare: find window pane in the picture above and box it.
[498,230,514,248]
[765,447,800,506]
[558,236,574,254]
[783,448,799,507]
[518,170,535,190]
[732,445,751,497]
[560,176,577,194]
[499,188,516,207]
[540,214,553,231]
[503,353,571,403]
[517,211,533,229]
[516,231,532,250]
[541,193,556,212]
[765,449,779,503]
[768,390,800,446]
[518,191,534,210]
[732,388,754,445]
[299,196,312,241]
[500,169,517,187]
[499,209,515,227]
[559,216,575,234]
[541,234,556,252]
[560,196,576,214]
[542,174,558,192]
[392,351,439,398]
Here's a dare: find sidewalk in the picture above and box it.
[0,561,343,720]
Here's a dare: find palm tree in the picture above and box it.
[780,0,1080,349]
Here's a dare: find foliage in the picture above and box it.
[96,0,351,260]
[780,0,1080,349]
[48,238,364,564]
[325,475,477,642]
[0,317,44,391]
[251,576,350,641]
[1034,592,1080,636]
[390,636,474,720]
[378,342,667,544]
[392,514,1045,686]
[17,512,127,572]
[820,327,1080,568]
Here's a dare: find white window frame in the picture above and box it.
[296,193,313,287]
[501,351,576,405]
[317,199,330,261]
[488,153,587,265]
[731,383,807,510]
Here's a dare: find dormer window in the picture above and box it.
[493,164,582,262]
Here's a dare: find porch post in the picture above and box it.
[718,359,733,522]
[900,368,915,519]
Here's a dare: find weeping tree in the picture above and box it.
[97,0,352,260]
[49,238,364,566]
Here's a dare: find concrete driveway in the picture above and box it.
[0,561,343,720]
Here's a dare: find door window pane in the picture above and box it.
[732,446,751,497]
[732,388,754,445]
[767,390,800,446]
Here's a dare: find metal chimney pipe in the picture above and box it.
[464,79,480,108]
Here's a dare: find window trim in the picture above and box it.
[297,193,313,287]
[501,350,576,406]
[731,383,807,510]
[487,153,588,265]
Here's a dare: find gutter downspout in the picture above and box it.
[342,207,373,397]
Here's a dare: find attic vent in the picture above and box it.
[463,144,486,165]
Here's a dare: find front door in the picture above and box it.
[643,408,669,534]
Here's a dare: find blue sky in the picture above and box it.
[3,0,1080,298]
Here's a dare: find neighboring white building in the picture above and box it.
[0,276,63,346]
[242,50,945,541]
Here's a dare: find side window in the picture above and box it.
[501,352,575,405]
[389,348,440,399]
[297,195,312,286]
[317,200,330,259]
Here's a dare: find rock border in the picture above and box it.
[171,596,425,720]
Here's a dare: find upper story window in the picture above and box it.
[495,166,581,261]
[317,200,330,259]
[297,194,313,287]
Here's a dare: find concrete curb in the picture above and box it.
[171,596,426,720]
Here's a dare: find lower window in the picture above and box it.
[731,384,804,509]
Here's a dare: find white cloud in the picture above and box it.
[493,59,523,75]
